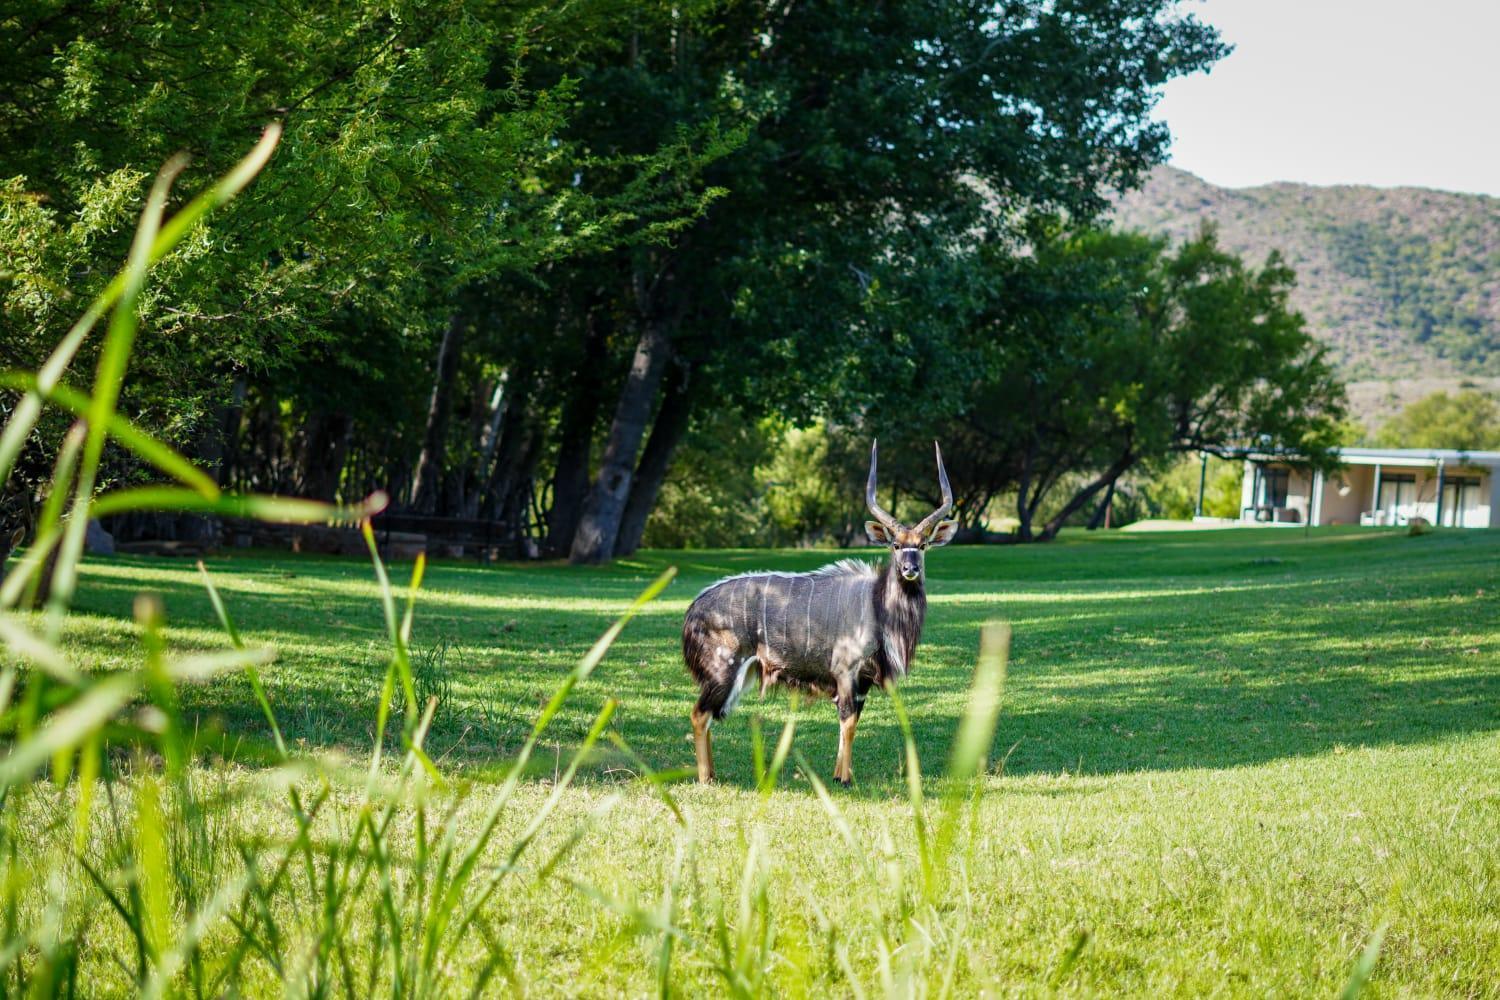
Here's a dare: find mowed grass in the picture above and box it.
[27,527,1500,995]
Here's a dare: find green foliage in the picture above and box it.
[1375,389,1500,451]
[641,410,775,550]
[758,424,859,547]
[3,0,1234,561]
[1128,454,1245,522]
[847,225,1345,542]
[0,0,729,483]
[1327,221,1499,372]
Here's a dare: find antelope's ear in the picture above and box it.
[927,519,958,547]
[865,520,893,545]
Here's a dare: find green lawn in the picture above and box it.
[21,527,1500,995]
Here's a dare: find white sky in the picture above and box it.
[1153,0,1500,196]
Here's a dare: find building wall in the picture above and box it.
[1288,469,1314,521]
[1241,459,1496,527]
[1316,464,1494,527]
[1239,463,1314,522]
[1318,466,1371,525]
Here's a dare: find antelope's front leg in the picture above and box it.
[691,706,715,783]
[832,678,863,787]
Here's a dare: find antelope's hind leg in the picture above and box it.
[693,642,755,784]
[685,626,739,784]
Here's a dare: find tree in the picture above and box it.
[3,1,1235,558]
[1125,454,1245,523]
[2,1,730,548]
[873,225,1346,542]
[1376,390,1500,451]
[546,0,1228,561]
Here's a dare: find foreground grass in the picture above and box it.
[18,526,1500,994]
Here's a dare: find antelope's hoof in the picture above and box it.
[835,775,851,788]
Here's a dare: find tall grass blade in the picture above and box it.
[0,614,82,683]
[1339,922,1387,1000]
[198,560,288,758]
[945,623,1009,784]
[886,685,933,895]
[46,154,183,630]
[14,421,84,611]
[0,675,137,789]
[91,487,387,523]
[932,622,1010,869]
[136,775,174,971]
[0,375,218,498]
[757,709,797,798]
[361,522,419,722]
[606,730,688,826]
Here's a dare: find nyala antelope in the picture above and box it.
[682,440,957,785]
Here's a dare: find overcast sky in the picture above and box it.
[1153,0,1500,196]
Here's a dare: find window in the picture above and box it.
[1440,476,1481,527]
[1377,474,1416,520]
[1260,467,1289,508]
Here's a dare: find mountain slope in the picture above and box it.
[1111,166,1500,385]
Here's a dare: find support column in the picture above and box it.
[1371,463,1383,524]
[1195,453,1208,518]
[1310,469,1324,527]
[1434,460,1445,527]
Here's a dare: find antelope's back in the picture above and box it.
[683,562,877,673]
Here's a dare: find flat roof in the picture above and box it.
[1248,446,1500,468]
[1335,446,1500,466]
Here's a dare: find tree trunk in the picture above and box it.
[411,313,465,514]
[545,312,610,555]
[614,363,694,556]
[217,378,247,489]
[569,320,672,564]
[479,375,530,522]
[300,409,352,502]
[1037,449,1135,542]
[460,374,510,518]
[1086,478,1115,530]
[1015,439,1038,542]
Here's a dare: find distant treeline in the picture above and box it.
[3,1,1346,556]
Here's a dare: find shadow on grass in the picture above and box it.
[51,526,1500,793]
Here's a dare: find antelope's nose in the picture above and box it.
[901,567,920,581]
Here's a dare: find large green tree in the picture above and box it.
[3,0,1237,558]
[534,0,1228,561]
[866,226,1346,542]
[1,0,726,543]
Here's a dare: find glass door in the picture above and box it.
[1441,477,1480,527]
[1377,474,1415,524]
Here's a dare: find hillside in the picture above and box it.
[1112,167,1500,422]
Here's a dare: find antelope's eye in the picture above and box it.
[920,543,928,550]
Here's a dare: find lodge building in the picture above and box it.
[1232,447,1499,528]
